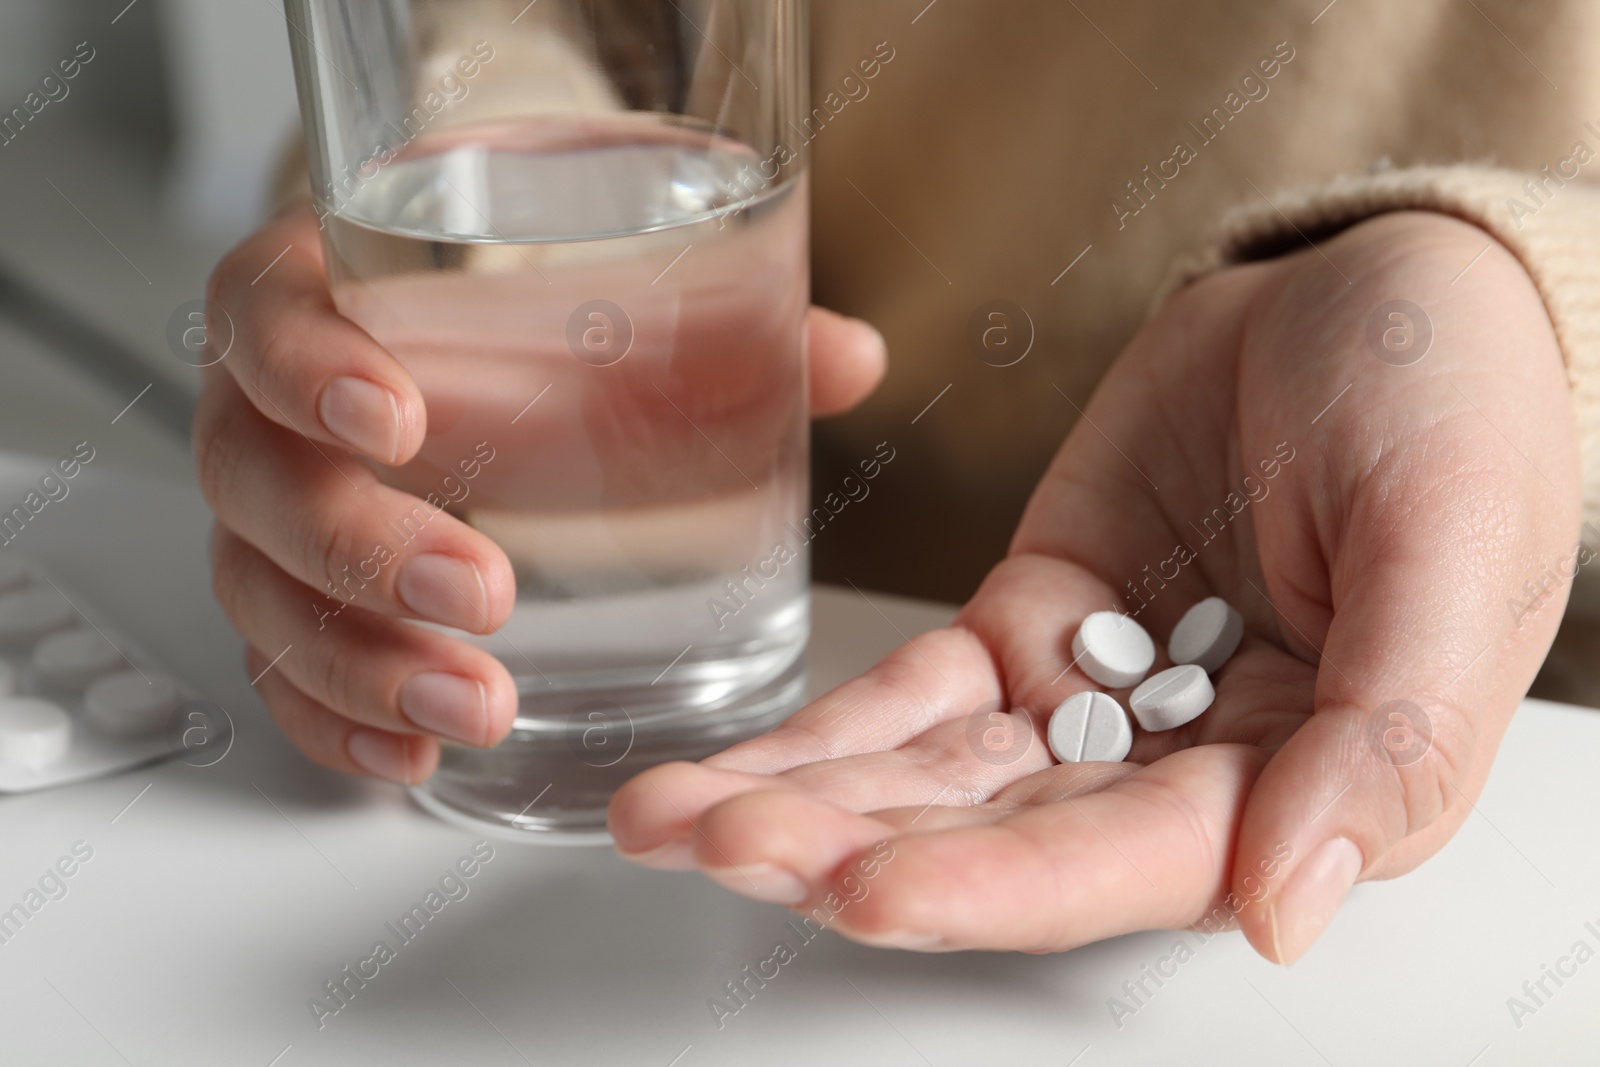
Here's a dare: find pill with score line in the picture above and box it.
[1129,665,1215,732]
[1168,597,1244,674]
[1071,611,1155,689]
[1047,691,1133,764]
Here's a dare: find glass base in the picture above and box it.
[408,656,806,844]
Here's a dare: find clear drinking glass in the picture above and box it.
[283,0,811,840]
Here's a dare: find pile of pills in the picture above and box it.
[0,553,200,792]
[1047,596,1244,764]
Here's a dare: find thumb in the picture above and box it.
[1232,467,1578,965]
[806,307,886,417]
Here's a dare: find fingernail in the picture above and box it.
[1269,837,1363,965]
[704,863,809,906]
[399,672,488,746]
[848,929,947,951]
[397,554,487,631]
[853,317,888,358]
[348,730,414,783]
[616,840,697,870]
[319,377,401,462]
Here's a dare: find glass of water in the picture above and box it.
[284,0,811,840]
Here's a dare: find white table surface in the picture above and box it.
[0,454,1597,1067]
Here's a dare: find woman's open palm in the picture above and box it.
[609,211,1580,964]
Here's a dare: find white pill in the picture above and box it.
[1129,665,1215,732]
[0,697,72,768]
[1168,597,1245,674]
[1071,612,1155,689]
[0,588,76,644]
[0,553,30,592]
[85,670,180,737]
[33,628,124,688]
[1048,691,1133,764]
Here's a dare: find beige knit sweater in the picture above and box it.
[805,0,1600,602]
[276,0,1600,609]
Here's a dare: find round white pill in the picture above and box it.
[1168,597,1245,674]
[1129,665,1215,732]
[0,588,76,644]
[1071,612,1155,689]
[33,628,124,688]
[1048,691,1133,764]
[85,670,180,737]
[0,553,31,593]
[0,696,72,769]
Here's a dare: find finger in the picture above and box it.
[214,525,518,747]
[718,555,1151,800]
[608,685,1030,867]
[613,706,1051,868]
[194,373,515,633]
[704,622,1001,775]
[1236,437,1578,963]
[247,645,440,784]
[1233,540,1549,963]
[688,755,1139,883]
[693,745,1269,950]
[691,789,898,907]
[207,205,426,464]
[609,760,792,869]
[612,556,1136,861]
[708,554,1119,777]
[806,307,886,417]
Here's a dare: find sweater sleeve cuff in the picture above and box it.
[1159,162,1600,530]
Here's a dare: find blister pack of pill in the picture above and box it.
[0,551,205,792]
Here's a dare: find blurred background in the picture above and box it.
[0,2,296,484]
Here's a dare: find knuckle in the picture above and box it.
[191,398,243,510]
[206,242,246,306]
[1378,759,1450,850]
[834,838,942,940]
[1118,777,1225,918]
[264,697,350,776]
[254,316,309,406]
[302,623,362,715]
[250,638,369,773]
[209,534,251,624]
[833,888,903,941]
[303,507,355,602]
[302,745,354,777]
[1379,699,1476,845]
[209,544,239,615]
